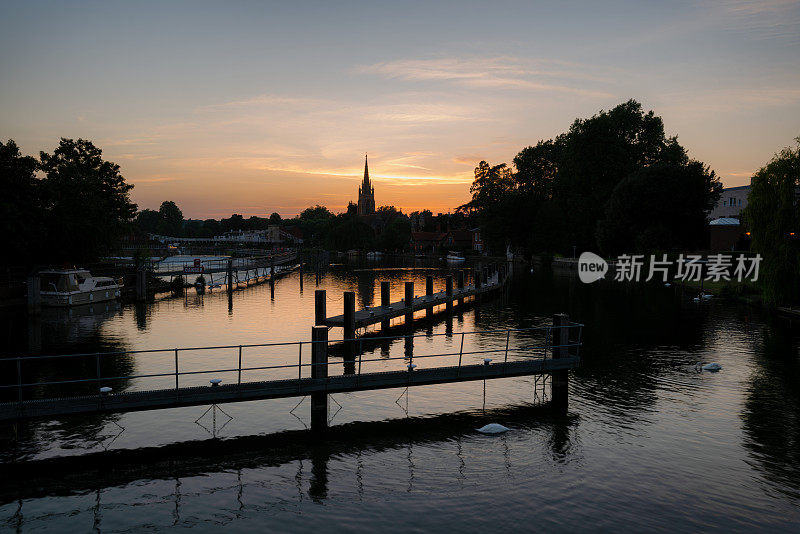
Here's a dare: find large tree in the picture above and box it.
[597,162,722,254]
[743,138,800,306]
[157,200,183,236]
[39,138,137,263]
[0,139,42,267]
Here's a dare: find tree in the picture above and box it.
[157,201,183,236]
[39,138,137,263]
[269,212,282,225]
[743,138,800,306]
[135,209,160,234]
[457,161,515,253]
[597,162,721,254]
[0,139,41,266]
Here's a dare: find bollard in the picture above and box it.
[380,281,390,331]
[310,325,328,433]
[315,289,326,326]
[552,313,570,411]
[457,271,465,306]
[425,275,434,319]
[343,291,356,341]
[27,275,41,314]
[404,281,414,326]
[445,275,453,313]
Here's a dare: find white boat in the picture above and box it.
[38,269,122,307]
[446,252,465,263]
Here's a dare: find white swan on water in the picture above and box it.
[477,423,511,434]
[696,362,722,372]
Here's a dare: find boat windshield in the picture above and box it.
[39,273,79,292]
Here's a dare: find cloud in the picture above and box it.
[716,0,800,41]
[355,56,614,97]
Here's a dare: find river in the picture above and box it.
[1,259,799,532]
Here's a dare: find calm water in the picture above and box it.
[1,259,799,532]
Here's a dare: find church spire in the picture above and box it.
[363,153,370,188]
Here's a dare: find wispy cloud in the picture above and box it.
[355,56,614,97]
[716,0,800,42]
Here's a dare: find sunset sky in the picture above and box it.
[2,0,799,219]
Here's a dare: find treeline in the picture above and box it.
[458,100,723,256]
[135,200,415,252]
[1,138,137,268]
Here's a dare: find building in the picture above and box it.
[471,228,484,253]
[410,231,446,255]
[357,155,376,216]
[709,185,750,219]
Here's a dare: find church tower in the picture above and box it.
[357,154,376,216]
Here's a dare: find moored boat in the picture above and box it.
[38,269,122,307]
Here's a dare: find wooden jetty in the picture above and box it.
[0,314,581,430]
[318,262,511,335]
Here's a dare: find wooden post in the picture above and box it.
[457,271,464,306]
[552,313,570,410]
[270,256,276,292]
[380,281,390,331]
[315,289,326,326]
[136,269,147,302]
[343,291,356,341]
[27,275,41,314]
[404,281,414,326]
[299,261,304,292]
[311,325,328,433]
[425,275,434,319]
[226,259,234,293]
[445,275,453,313]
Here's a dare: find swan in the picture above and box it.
[664,282,671,287]
[696,362,722,372]
[477,423,511,434]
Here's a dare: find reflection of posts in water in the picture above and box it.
[135,269,147,302]
[299,262,303,293]
[380,281,390,331]
[227,290,233,315]
[445,275,453,313]
[404,331,414,361]
[445,315,453,336]
[426,275,434,319]
[404,281,414,326]
[551,313,570,411]
[310,326,328,434]
[226,260,233,293]
[457,271,465,306]
[134,301,147,331]
[308,450,329,502]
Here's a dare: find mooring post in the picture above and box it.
[27,275,41,314]
[457,271,464,306]
[270,255,276,291]
[310,325,328,433]
[425,275,434,319]
[445,275,453,313]
[343,291,356,338]
[552,313,570,410]
[380,281,390,331]
[404,281,414,326]
[315,289,326,326]
[226,259,234,293]
[136,269,147,302]
[299,261,304,292]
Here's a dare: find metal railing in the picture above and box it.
[0,323,583,404]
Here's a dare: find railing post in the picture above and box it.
[311,325,328,433]
[504,329,510,369]
[445,275,453,313]
[458,332,465,374]
[404,281,414,326]
[552,313,569,410]
[380,281,390,331]
[238,345,242,385]
[96,352,101,390]
[174,348,179,397]
[315,289,326,326]
[17,357,22,404]
[298,343,302,384]
[27,275,41,314]
[425,275,434,319]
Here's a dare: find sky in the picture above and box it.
[1,0,799,219]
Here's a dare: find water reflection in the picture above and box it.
[742,315,800,500]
